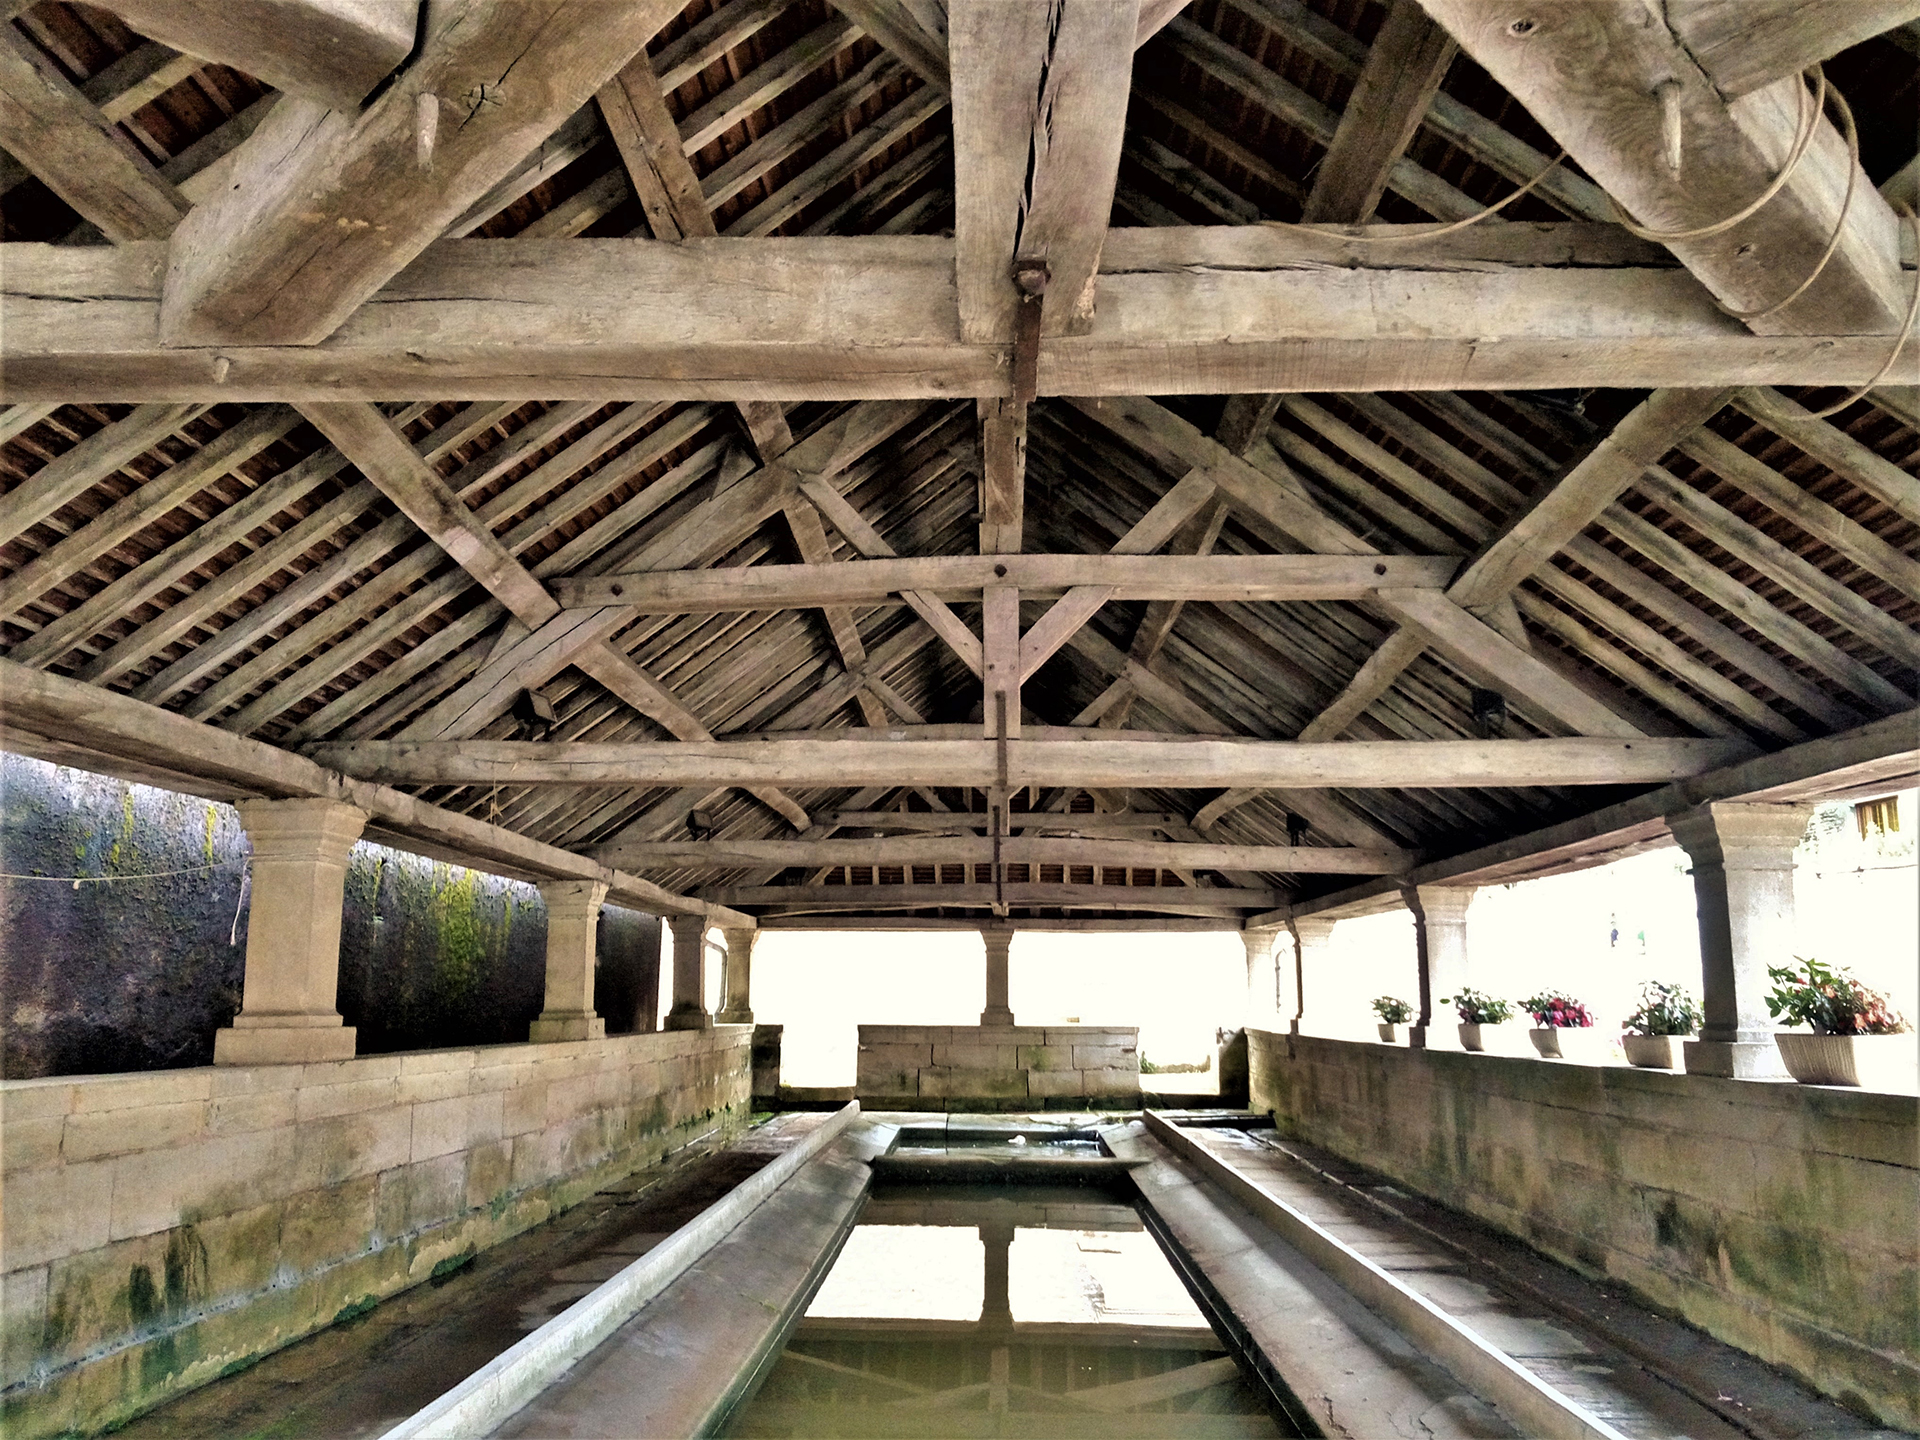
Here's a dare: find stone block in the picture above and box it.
[502,1079,549,1136]
[1082,1067,1143,1095]
[399,1047,478,1076]
[279,1173,378,1275]
[405,1153,468,1231]
[0,1079,80,1122]
[932,1042,1018,1069]
[1026,1069,1092,1098]
[464,1138,514,1212]
[214,1024,358,1066]
[71,1070,213,1113]
[62,1101,209,1163]
[192,1197,286,1300]
[0,1263,46,1382]
[206,1087,298,1137]
[1071,1045,1137,1071]
[918,1067,1027,1100]
[857,1066,922,1096]
[5,1160,111,1268]
[291,1107,409,1193]
[858,1042,933,1069]
[111,1127,298,1242]
[396,1063,477,1105]
[1017,1045,1075,1072]
[2,1113,64,1172]
[208,1063,307,1098]
[40,1229,171,1367]
[410,1095,475,1163]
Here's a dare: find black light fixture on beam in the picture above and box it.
[687,808,716,841]
[512,687,555,741]
[1471,688,1509,739]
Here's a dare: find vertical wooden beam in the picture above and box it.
[950,0,1138,343]
[977,396,1026,553]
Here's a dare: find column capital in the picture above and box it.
[1668,801,1813,865]
[234,797,366,861]
[1404,883,1475,924]
[1287,912,1337,946]
[537,877,610,912]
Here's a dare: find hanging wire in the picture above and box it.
[1262,148,1570,244]
[0,858,248,887]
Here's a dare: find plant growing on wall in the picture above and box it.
[1443,988,1513,1025]
[1371,996,1413,1024]
[1520,990,1594,1029]
[1767,958,1912,1035]
[1622,981,1701,1037]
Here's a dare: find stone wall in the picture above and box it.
[1249,1030,1920,1430]
[0,754,664,1078]
[0,1029,750,1438]
[857,1025,1140,1110]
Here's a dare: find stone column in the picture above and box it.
[716,926,757,1025]
[1242,928,1281,1026]
[213,798,366,1066]
[664,914,713,1030]
[979,1221,1014,1329]
[980,925,1015,1026]
[528,879,609,1043]
[1405,885,1473,1050]
[1287,914,1337,1037]
[1669,801,1811,1078]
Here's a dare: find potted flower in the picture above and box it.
[1372,996,1413,1043]
[1767,958,1916,1090]
[1444,988,1515,1052]
[1620,981,1701,1069]
[1521,989,1613,1064]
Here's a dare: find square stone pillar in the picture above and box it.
[213,798,366,1065]
[528,879,609,1043]
[1669,801,1812,1078]
[664,913,713,1030]
[1287,914,1337,1037]
[980,926,1015,1026]
[1242,928,1281,1026]
[1405,885,1473,1051]
[716,926,757,1025]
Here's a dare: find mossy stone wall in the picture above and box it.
[1,754,663,1077]
[1249,1030,1920,1430]
[0,1029,750,1438]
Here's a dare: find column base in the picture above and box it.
[528,1012,605,1043]
[214,1023,356,1066]
[1684,1038,1785,1078]
[980,1008,1015,1027]
[664,1008,713,1031]
[714,1008,754,1026]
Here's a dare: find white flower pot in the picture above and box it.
[1377,1023,1400,1043]
[1622,1034,1688,1070]
[1776,1032,1920,1091]
[1530,1026,1615,1064]
[1458,1022,1485,1051]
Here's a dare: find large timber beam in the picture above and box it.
[159,0,681,348]
[84,0,418,109]
[557,553,1460,609]
[0,658,750,926]
[1416,1,1907,336]
[11,227,1906,401]
[1289,707,1920,919]
[304,736,1752,789]
[697,883,1283,915]
[0,26,187,242]
[1666,0,1920,100]
[597,835,1409,873]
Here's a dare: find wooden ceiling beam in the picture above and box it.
[17,229,1912,400]
[559,553,1458,610]
[701,882,1283,916]
[0,26,186,241]
[1417,0,1908,336]
[304,735,1753,789]
[84,0,416,109]
[158,0,683,348]
[1300,0,1456,224]
[1666,0,1920,101]
[599,835,1406,874]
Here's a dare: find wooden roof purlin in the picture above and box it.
[0,0,1916,929]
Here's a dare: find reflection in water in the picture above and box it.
[726,1185,1293,1438]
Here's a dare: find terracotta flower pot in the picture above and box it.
[1622,1034,1687,1070]
[1377,1022,1400,1043]
[1776,1032,1920,1091]
[1530,1026,1614,1064]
